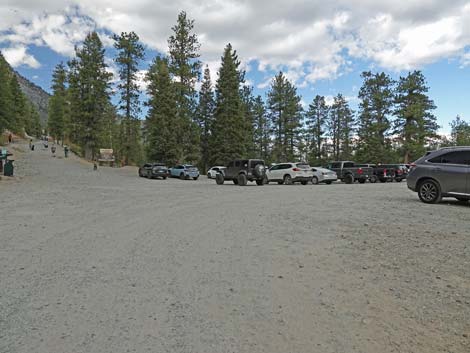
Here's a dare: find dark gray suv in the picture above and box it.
[407,147,470,204]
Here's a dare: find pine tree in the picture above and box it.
[196,66,215,171]
[9,75,27,134]
[328,94,354,160]
[266,72,303,162]
[394,71,438,163]
[48,63,67,143]
[113,31,145,165]
[67,32,112,159]
[0,52,14,134]
[356,71,395,163]
[145,56,181,165]
[305,95,328,165]
[168,11,201,162]
[240,85,256,158]
[209,44,248,165]
[252,95,270,161]
[450,115,470,146]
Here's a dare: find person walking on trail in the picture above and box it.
[8,133,12,144]
[51,144,56,157]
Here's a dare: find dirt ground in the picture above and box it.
[1,141,469,353]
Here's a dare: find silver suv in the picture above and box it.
[407,147,470,204]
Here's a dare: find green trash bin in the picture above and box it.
[4,159,14,176]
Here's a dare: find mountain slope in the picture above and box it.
[15,71,50,126]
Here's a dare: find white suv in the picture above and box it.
[266,163,313,185]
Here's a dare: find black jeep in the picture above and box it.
[215,159,267,186]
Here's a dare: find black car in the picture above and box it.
[138,163,168,179]
[215,159,267,186]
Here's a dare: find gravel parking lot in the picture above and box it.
[1,142,469,353]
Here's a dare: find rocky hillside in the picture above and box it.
[15,71,50,126]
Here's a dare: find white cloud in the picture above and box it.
[2,46,40,68]
[1,0,470,83]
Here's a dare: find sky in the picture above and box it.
[1,0,470,134]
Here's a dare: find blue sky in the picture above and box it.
[2,1,470,134]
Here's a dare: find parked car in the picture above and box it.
[382,164,409,182]
[327,161,372,184]
[169,164,200,180]
[407,147,470,204]
[215,159,267,186]
[266,162,313,185]
[311,167,337,184]
[207,166,226,179]
[138,163,168,179]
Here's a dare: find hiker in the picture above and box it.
[93,162,98,171]
[51,145,56,157]
[8,133,12,144]
[64,146,69,158]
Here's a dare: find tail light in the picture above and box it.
[358,168,363,174]
[292,168,301,171]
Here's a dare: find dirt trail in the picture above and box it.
[1,142,469,353]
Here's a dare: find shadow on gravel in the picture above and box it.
[401,196,470,207]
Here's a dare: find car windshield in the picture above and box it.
[185,165,196,169]
[296,163,310,169]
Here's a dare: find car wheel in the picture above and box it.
[358,178,366,184]
[216,173,224,185]
[238,173,247,186]
[312,176,319,185]
[344,174,354,184]
[455,197,469,202]
[418,179,442,204]
[180,173,185,180]
[193,176,199,180]
[256,175,267,186]
[283,175,292,185]
[207,173,211,178]
[369,175,378,183]
[163,176,167,180]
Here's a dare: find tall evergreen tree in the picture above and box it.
[48,62,67,143]
[252,95,270,161]
[145,56,181,165]
[328,94,354,160]
[393,71,438,163]
[240,85,257,158]
[356,71,395,163]
[196,66,215,171]
[113,31,145,165]
[67,32,112,159]
[0,52,14,134]
[266,72,303,162]
[9,75,27,133]
[168,11,201,162]
[209,44,247,164]
[305,95,328,165]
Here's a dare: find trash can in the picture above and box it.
[4,160,14,176]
